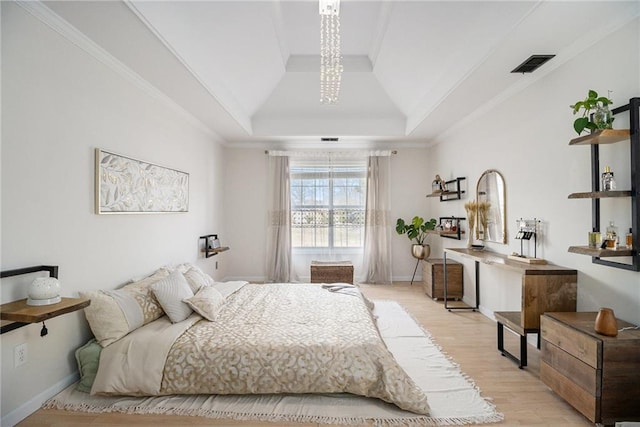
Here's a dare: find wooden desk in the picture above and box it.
[443,248,578,367]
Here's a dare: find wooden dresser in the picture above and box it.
[540,312,640,425]
[422,258,462,300]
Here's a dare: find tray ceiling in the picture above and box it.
[43,1,639,147]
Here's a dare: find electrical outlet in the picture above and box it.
[14,343,27,368]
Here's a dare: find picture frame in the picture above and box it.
[95,149,189,214]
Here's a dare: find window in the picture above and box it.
[290,159,366,248]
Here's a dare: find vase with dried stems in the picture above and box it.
[464,201,477,248]
[476,202,490,240]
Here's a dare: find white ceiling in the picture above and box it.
[44,0,639,148]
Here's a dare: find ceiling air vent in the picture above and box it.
[321,137,339,142]
[511,55,555,74]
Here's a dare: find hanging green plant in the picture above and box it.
[570,90,614,135]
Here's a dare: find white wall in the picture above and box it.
[222,148,268,281]
[426,18,640,325]
[222,147,430,282]
[1,3,224,424]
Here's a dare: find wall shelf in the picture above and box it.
[427,217,466,240]
[566,97,639,271]
[0,265,90,335]
[199,234,229,258]
[200,247,230,257]
[568,190,632,199]
[568,129,630,146]
[1,298,90,324]
[427,177,466,201]
[568,245,635,257]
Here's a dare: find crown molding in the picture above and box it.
[15,0,224,143]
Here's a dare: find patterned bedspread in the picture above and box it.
[93,283,430,415]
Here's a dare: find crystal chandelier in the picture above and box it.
[319,0,342,104]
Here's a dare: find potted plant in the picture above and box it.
[396,216,437,259]
[570,89,614,135]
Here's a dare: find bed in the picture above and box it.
[79,265,430,416]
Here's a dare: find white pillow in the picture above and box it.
[151,271,194,323]
[183,266,215,293]
[183,286,226,321]
[80,268,169,347]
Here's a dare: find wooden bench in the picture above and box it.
[494,311,540,369]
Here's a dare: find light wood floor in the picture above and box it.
[18,282,592,427]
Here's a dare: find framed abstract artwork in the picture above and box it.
[95,149,189,214]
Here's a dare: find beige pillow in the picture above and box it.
[151,271,194,323]
[183,286,226,321]
[183,266,215,293]
[80,268,169,347]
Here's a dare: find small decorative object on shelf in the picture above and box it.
[27,277,61,306]
[427,177,466,201]
[508,218,546,264]
[588,230,601,248]
[604,221,619,249]
[569,89,614,135]
[593,103,613,129]
[601,166,616,191]
[430,174,445,195]
[435,216,466,240]
[594,307,618,337]
[627,228,634,249]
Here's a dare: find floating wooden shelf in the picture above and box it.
[427,178,466,201]
[200,247,229,255]
[0,265,92,335]
[426,191,464,198]
[568,190,633,199]
[568,245,635,257]
[0,297,90,324]
[568,129,630,146]
[199,234,229,258]
[426,229,465,236]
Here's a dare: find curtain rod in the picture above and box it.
[265,150,397,156]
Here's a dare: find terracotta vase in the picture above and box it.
[594,308,618,337]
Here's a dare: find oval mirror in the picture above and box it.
[476,170,506,244]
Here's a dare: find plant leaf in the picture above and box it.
[574,117,589,135]
[588,89,598,99]
[411,216,424,229]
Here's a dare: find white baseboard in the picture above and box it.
[391,276,422,283]
[2,373,78,427]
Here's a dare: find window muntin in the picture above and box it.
[290,162,366,248]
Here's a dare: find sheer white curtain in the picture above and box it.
[267,150,393,283]
[266,156,295,282]
[362,155,392,284]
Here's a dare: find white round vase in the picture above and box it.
[27,277,61,306]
